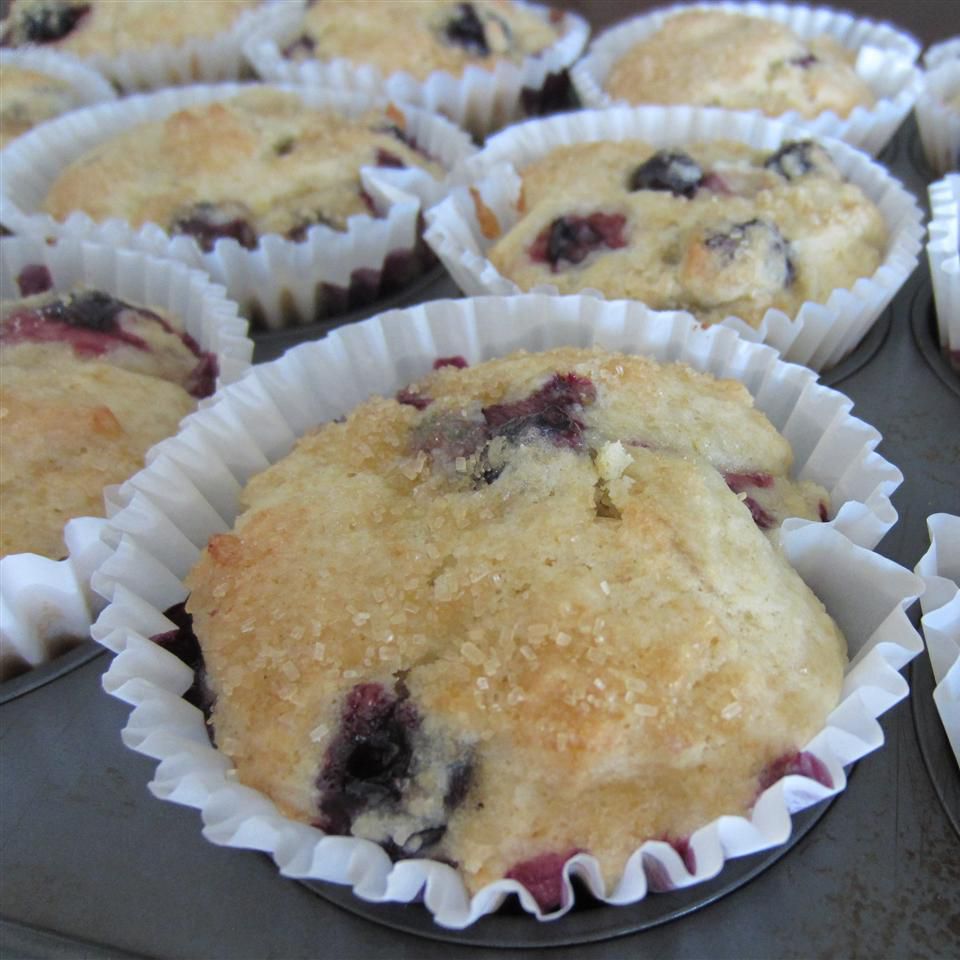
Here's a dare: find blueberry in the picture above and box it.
[316,682,419,835]
[444,3,490,56]
[628,150,703,198]
[789,53,819,68]
[764,140,822,180]
[530,214,628,271]
[2,1,90,45]
[151,603,216,725]
[375,148,406,169]
[704,218,795,287]
[170,202,258,252]
[483,372,597,450]
[42,290,126,333]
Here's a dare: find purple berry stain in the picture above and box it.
[530,214,627,271]
[433,355,468,370]
[170,202,258,252]
[16,263,53,296]
[506,849,581,911]
[758,750,833,793]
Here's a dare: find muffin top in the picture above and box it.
[0,272,215,558]
[604,9,876,120]
[485,138,888,329]
[40,89,444,251]
[284,0,562,80]
[185,346,845,902]
[0,63,76,147]
[0,0,258,56]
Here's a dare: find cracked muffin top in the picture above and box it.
[40,89,444,252]
[604,9,876,120]
[184,346,845,905]
[484,138,888,329]
[282,0,563,80]
[0,0,259,56]
[0,272,216,558]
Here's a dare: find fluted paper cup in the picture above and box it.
[91,295,920,928]
[0,236,252,681]
[0,83,476,330]
[425,106,923,370]
[916,514,960,767]
[572,1,921,156]
[927,175,960,364]
[915,62,960,177]
[244,1,589,138]
[924,36,960,70]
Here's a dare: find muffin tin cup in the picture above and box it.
[90,295,922,930]
[570,1,921,157]
[66,0,305,93]
[243,1,590,138]
[0,48,117,143]
[0,83,476,331]
[927,175,960,363]
[424,105,924,371]
[0,235,253,683]
[915,61,960,177]
[915,514,960,767]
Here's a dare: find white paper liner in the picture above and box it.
[0,82,476,330]
[243,1,590,137]
[915,514,960,767]
[63,0,305,93]
[0,48,117,140]
[915,62,960,177]
[571,1,921,157]
[0,235,253,680]
[89,295,922,928]
[924,36,960,70]
[927,175,960,361]
[425,106,924,371]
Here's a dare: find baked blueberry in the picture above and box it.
[764,140,826,180]
[1,1,90,46]
[170,201,258,252]
[443,2,490,56]
[530,214,628,271]
[704,218,796,287]
[628,150,703,198]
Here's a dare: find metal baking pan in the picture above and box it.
[2,43,959,960]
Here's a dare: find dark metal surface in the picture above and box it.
[3,18,960,958]
[0,642,104,706]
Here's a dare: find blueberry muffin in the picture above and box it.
[184,346,844,905]
[282,0,562,80]
[0,0,258,56]
[39,88,444,252]
[0,62,78,147]
[0,268,217,558]
[604,9,876,120]
[485,139,888,329]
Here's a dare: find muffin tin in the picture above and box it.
[2,15,958,960]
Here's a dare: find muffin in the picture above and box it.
[40,87,444,251]
[0,279,217,559]
[603,10,875,120]
[571,3,922,156]
[0,0,301,91]
[482,138,886,330]
[1,83,474,328]
[0,234,250,681]
[0,0,258,56]
[425,106,923,370]
[183,346,843,901]
[244,1,589,138]
[282,0,561,81]
[92,297,923,926]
